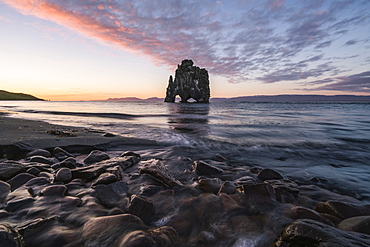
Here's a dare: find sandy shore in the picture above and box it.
[1,113,370,246]
[0,114,157,159]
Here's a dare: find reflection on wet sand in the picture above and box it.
[166,103,210,135]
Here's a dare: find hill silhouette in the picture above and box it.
[0,90,43,100]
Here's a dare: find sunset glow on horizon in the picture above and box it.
[1,0,369,101]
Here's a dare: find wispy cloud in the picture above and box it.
[2,0,370,87]
[306,71,370,93]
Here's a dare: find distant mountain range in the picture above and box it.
[0,90,43,100]
[107,95,370,102]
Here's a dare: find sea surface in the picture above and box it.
[1,100,370,201]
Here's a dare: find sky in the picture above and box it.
[0,0,369,101]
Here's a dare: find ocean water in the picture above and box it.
[1,100,370,201]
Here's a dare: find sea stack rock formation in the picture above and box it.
[164,59,210,103]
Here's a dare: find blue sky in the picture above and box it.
[1,0,369,100]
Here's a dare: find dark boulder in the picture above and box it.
[275,219,370,247]
[128,195,155,223]
[315,200,370,220]
[338,216,370,235]
[193,160,224,176]
[164,59,210,103]
[55,168,72,183]
[0,181,10,203]
[26,149,51,158]
[7,173,37,191]
[92,172,117,186]
[257,168,284,180]
[140,159,181,188]
[28,156,55,165]
[84,150,110,165]
[40,185,67,197]
[0,161,25,181]
[53,147,74,161]
[0,224,24,247]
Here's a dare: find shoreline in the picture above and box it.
[0,114,158,160]
[1,113,370,246]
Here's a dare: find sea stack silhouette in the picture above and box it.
[164,59,210,103]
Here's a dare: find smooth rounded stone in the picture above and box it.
[5,196,35,212]
[84,150,110,165]
[25,177,50,187]
[0,161,25,181]
[315,200,370,220]
[0,181,10,203]
[218,181,237,194]
[234,176,257,185]
[289,206,332,225]
[193,160,224,176]
[338,216,370,235]
[257,168,284,180]
[250,166,263,174]
[28,156,55,165]
[56,157,77,169]
[26,149,51,158]
[53,147,75,161]
[197,177,222,194]
[140,159,182,188]
[7,173,37,191]
[26,167,40,176]
[55,168,72,183]
[25,177,51,197]
[275,219,370,247]
[38,172,54,182]
[82,214,146,246]
[121,151,141,160]
[40,185,67,197]
[92,172,117,186]
[103,132,116,137]
[0,224,25,247]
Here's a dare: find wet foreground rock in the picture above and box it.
[164,59,210,103]
[0,146,370,246]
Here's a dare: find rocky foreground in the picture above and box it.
[1,144,370,247]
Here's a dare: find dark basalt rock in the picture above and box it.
[140,159,182,188]
[275,219,370,247]
[55,168,72,183]
[338,216,370,235]
[128,195,155,223]
[0,224,25,247]
[84,150,110,165]
[0,161,25,181]
[7,173,37,191]
[164,59,210,103]
[193,160,224,176]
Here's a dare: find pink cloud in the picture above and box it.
[2,0,369,85]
